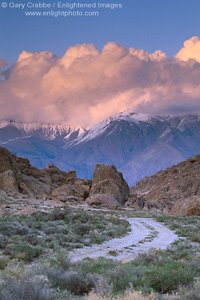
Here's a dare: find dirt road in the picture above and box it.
[70,218,178,262]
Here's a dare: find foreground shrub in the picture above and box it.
[47,266,95,295]
[61,271,95,295]
[145,262,194,293]
[0,279,57,300]
[178,278,200,300]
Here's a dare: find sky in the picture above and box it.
[1,0,200,126]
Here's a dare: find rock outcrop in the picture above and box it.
[2,146,200,215]
[89,163,129,207]
[0,147,130,214]
[0,147,22,191]
[131,154,200,215]
[169,196,200,216]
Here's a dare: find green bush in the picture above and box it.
[25,233,42,246]
[74,223,91,236]
[145,263,194,293]
[5,243,44,262]
[50,206,72,221]
[55,250,72,271]
[0,256,9,270]
[0,234,8,249]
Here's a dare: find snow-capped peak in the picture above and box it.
[63,110,151,148]
[109,110,151,123]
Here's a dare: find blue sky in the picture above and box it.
[1,0,200,64]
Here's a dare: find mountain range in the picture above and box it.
[1,111,200,186]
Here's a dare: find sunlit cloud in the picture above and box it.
[174,36,200,62]
[0,37,200,127]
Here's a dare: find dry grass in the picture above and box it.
[86,290,158,300]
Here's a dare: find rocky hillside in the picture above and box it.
[0,147,129,215]
[129,154,200,216]
[1,146,200,216]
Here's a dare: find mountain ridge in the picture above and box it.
[1,111,200,186]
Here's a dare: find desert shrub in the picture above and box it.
[25,233,42,246]
[64,233,83,244]
[55,225,69,235]
[8,234,24,244]
[50,206,72,221]
[106,230,117,238]
[0,223,16,237]
[46,240,59,250]
[42,222,57,234]
[96,222,106,230]
[145,262,194,293]
[108,250,118,256]
[89,234,105,244]
[74,243,84,248]
[60,271,95,295]
[178,278,200,300]
[0,279,57,300]
[15,226,29,236]
[4,243,44,262]
[74,223,91,235]
[93,275,113,297]
[108,264,147,294]
[53,233,66,246]
[79,257,118,275]
[47,266,95,295]
[191,234,200,243]
[55,250,72,271]
[79,257,147,294]
[0,234,8,249]
[0,256,9,270]
[83,238,92,246]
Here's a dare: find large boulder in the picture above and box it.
[90,164,129,206]
[86,194,119,209]
[51,184,89,202]
[0,170,18,192]
[170,196,200,216]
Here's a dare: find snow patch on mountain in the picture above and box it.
[1,136,32,145]
[0,119,83,141]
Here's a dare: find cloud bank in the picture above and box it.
[1,36,200,127]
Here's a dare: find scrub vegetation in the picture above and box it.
[0,207,199,299]
[0,206,130,262]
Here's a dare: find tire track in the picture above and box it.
[70,218,178,262]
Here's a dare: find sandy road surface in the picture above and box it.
[70,218,178,262]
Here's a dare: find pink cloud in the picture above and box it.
[0,37,200,127]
